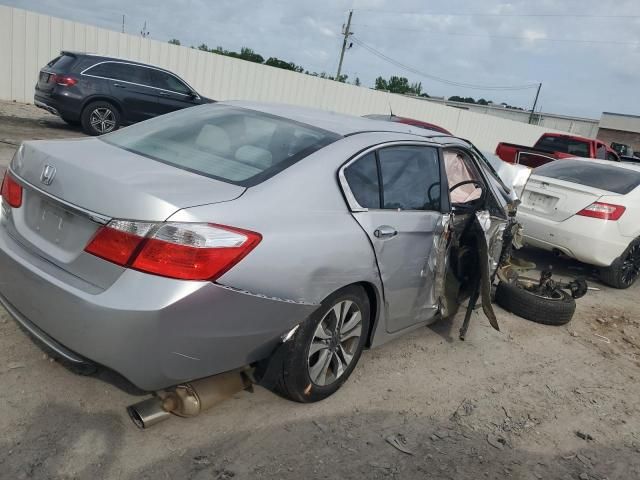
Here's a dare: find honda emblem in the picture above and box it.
[40,165,56,185]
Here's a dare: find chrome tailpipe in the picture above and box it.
[127,369,253,429]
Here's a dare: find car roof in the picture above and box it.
[224,101,458,141]
[61,51,176,72]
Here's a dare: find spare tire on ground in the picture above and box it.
[495,281,576,325]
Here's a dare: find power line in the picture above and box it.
[350,9,640,19]
[350,37,538,91]
[352,24,640,46]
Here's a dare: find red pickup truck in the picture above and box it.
[496,133,619,167]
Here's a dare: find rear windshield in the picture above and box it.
[534,160,640,194]
[102,104,341,186]
[535,136,590,157]
[46,54,76,71]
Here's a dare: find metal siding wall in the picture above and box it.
[1,5,569,152]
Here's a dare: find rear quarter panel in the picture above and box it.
[167,134,411,306]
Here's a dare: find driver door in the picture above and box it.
[342,144,447,333]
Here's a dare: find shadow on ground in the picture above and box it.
[2,403,637,479]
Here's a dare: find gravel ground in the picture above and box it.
[0,101,639,480]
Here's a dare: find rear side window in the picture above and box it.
[46,54,76,71]
[149,70,191,94]
[344,153,380,208]
[101,104,340,186]
[536,136,590,157]
[344,146,441,211]
[378,146,441,210]
[85,62,151,85]
[534,160,640,194]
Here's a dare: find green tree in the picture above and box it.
[354,77,361,86]
[265,57,303,72]
[168,38,181,45]
[374,76,388,90]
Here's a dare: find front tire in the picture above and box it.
[495,281,576,325]
[275,285,370,403]
[600,239,640,289]
[81,101,120,136]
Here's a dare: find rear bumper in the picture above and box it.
[34,91,82,121]
[518,211,629,267]
[0,223,317,391]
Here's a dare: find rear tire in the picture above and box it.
[600,239,640,289]
[81,101,120,136]
[495,281,575,325]
[275,285,370,403]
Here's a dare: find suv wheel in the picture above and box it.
[275,285,370,403]
[81,101,120,136]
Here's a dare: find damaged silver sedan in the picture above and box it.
[0,102,529,427]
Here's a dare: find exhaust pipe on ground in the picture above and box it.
[127,370,253,429]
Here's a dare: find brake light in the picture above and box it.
[85,221,261,281]
[577,202,626,221]
[0,171,23,208]
[50,74,78,87]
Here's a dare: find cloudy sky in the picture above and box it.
[6,0,640,118]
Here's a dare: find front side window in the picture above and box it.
[101,104,340,186]
[443,150,482,204]
[149,70,191,94]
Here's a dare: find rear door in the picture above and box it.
[341,144,446,333]
[148,69,199,114]
[82,62,159,121]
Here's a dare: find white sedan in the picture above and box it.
[517,158,640,289]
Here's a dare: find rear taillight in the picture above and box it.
[0,171,23,208]
[50,74,78,87]
[85,221,261,281]
[577,202,626,221]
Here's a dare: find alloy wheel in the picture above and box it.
[620,243,640,286]
[307,300,363,387]
[89,107,116,134]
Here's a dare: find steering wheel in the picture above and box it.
[427,182,440,207]
[449,180,486,206]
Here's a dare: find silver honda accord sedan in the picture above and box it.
[0,101,525,403]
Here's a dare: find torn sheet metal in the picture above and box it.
[426,213,452,314]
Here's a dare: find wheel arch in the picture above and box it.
[80,95,125,116]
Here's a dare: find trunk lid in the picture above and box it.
[5,139,244,288]
[519,175,612,222]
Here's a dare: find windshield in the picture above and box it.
[102,104,340,186]
[534,160,640,194]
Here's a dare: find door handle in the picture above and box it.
[112,83,126,88]
[374,225,398,239]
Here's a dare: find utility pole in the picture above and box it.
[121,14,125,33]
[528,82,542,124]
[335,10,353,81]
[140,21,149,38]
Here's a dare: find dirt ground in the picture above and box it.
[0,101,639,480]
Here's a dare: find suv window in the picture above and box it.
[46,54,76,70]
[534,160,640,194]
[378,146,441,210]
[149,70,191,94]
[85,62,151,85]
[344,153,380,208]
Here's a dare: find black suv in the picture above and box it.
[34,51,214,135]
